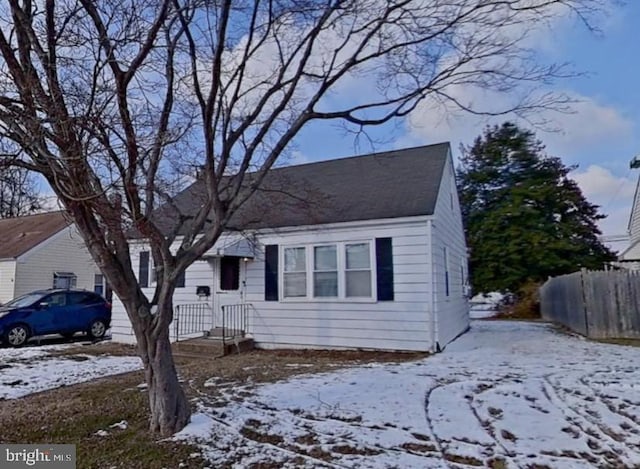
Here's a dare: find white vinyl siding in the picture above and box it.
[111,219,435,350]
[13,226,98,299]
[247,219,434,352]
[430,154,470,348]
[0,260,16,304]
[628,178,640,245]
[110,235,246,343]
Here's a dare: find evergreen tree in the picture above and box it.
[458,122,615,294]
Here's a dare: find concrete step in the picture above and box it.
[172,337,224,357]
[222,337,255,355]
[171,336,254,357]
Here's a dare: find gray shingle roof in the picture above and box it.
[153,142,450,236]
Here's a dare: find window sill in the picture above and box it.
[279,297,377,304]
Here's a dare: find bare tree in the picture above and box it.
[0,166,41,217]
[0,0,608,435]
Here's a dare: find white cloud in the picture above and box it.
[401,90,633,162]
[572,165,636,203]
[571,164,637,238]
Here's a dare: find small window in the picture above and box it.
[444,247,449,297]
[53,272,77,289]
[220,257,240,291]
[283,247,306,298]
[314,245,338,297]
[139,251,149,288]
[94,274,104,296]
[345,243,372,297]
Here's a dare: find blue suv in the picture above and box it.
[0,289,111,347]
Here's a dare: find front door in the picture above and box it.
[212,256,245,327]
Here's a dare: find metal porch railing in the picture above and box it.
[173,303,211,342]
[221,303,251,347]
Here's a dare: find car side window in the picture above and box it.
[69,292,99,305]
[46,293,67,307]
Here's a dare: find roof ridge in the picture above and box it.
[271,141,450,172]
[0,210,66,222]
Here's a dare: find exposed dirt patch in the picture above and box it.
[400,442,437,453]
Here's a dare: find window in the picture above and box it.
[283,247,306,297]
[314,245,338,297]
[69,292,100,305]
[94,274,104,296]
[345,243,371,297]
[53,272,77,289]
[444,247,449,297]
[139,251,150,287]
[281,241,374,300]
[46,292,67,307]
[220,257,240,291]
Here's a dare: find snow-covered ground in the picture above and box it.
[469,292,503,319]
[175,321,640,468]
[0,343,141,399]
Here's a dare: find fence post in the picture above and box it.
[579,268,590,337]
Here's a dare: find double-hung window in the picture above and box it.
[283,247,307,298]
[314,245,338,297]
[282,241,373,300]
[345,243,372,297]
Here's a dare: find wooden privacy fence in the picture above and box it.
[540,269,640,339]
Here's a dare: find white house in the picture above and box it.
[0,211,105,304]
[619,165,640,270]
[111,143,470,352]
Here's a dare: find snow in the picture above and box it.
[175,321,640,468]
[469,292,503,319]
[109,420,128,430]
[0,345,141,399]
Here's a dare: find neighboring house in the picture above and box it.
[0,211,105,304]
[619,166,640,270]
[111,143,470,352]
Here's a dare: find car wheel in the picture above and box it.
[88,320,107,339]
[5,324,30,347]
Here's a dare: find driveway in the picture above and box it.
[176,321,640,468]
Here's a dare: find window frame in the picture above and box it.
[279,240,376,302]
[344,242,373,298]
[312,244,339,298]
[282,246,308,298]
[52,272,77,290]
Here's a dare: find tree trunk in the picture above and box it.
[144,326,190,436]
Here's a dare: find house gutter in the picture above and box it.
[427,219,438,352]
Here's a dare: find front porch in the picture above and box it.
[172,302,254,356]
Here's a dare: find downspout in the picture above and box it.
[427,219,438,352]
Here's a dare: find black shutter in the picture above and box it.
[376,238,394,301]
[265,245,279,301]
[176,269,186,288]
[139,251,149,288]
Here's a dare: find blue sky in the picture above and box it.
[292,2,640,250]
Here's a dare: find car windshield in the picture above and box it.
[3,292,46,308]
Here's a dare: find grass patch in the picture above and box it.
[0,345,425,468]
[594,338,640,348]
